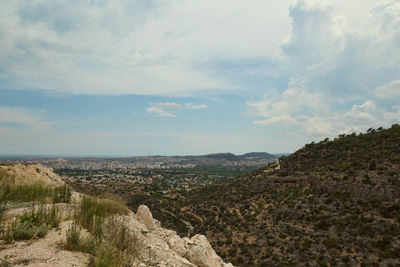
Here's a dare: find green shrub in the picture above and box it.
[9,220,50,240]
[323,238,338,249]
[66,223,82,250]
[1,204,60,243]
[342,255,350,263]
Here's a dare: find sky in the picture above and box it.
[0,0,399,156]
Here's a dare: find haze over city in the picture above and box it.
[1,0,399,156]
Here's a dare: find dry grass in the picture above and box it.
[65,196,139,267]
[75,196,129,234]
[0,168,14,185]
[0,183,71,204]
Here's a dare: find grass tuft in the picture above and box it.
[84,218,140,267]
[76,196,129,234]
[65,222,82,250]
[65,196,138,267]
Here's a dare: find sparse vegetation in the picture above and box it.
[2,125,399,266]
[0,183,71,204]
[74,124,399,266]
[89,218,140,267]
[75,195,129,233]
[65,222,82,250]
[63,195,139,267]
[1,204,60,243]
[0,164,143,267]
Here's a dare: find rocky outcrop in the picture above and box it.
[185,234,233,267]
[130,205,234,267]
[0,163,64,186]
[168,234,187,257]
[1,203,233,267]
[136,204,157,230]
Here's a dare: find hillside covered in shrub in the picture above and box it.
[60,125,400,266]
[170,125,400,266]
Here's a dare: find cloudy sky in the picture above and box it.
[0,0,399,156]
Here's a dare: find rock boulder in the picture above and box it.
[136,205,156,230]
[186,234,230,267]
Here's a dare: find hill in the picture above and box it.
[22,125,399,266]
[238,152,276,160]
[196,152,276,161]
[0,163,64,187]
[157,125,400,266]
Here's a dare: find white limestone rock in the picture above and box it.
[130,205,233,267]
[168,234,187,257]
[185,234,229,267]
[136,205,156,230]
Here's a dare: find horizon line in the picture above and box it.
[0,151,291,159]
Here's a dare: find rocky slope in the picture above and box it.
[0,163,233,267]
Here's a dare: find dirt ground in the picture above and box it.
[0,220,90,267]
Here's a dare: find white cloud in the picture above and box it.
[0,106,53,130]
[145,102,208,117]
[155,102,181,110]
[185,103,208,109]
[248,0,400,138]
[248,86,400,137]
[1,0,394,99]
[145,102,181,117]
[0,0,294,96]
[280,0,345,66]
[375,80,400,99]
[275,0,400,99]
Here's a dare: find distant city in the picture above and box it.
[0,152,281,171]
[0,152,281,191]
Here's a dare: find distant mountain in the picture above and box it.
[202,152,238,160]
[238,152,276,159]
[193,152,277,161]
[155,124,400,266]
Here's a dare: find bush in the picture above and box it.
[9,220,50,240]
[66,223,82,250]
[1,204,60,243]
[323,238,338,249]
